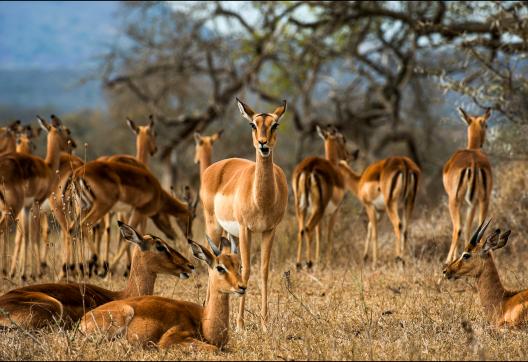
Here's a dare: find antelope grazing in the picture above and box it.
[200,98,288,330]
[0,116,73,279]
[443,220,528,328]
[443,108,492,263]
[292,125,353,270]
[0,120,21,156]
[0,221,194,329]
[66,158,194,275]
[96,116,158,277]
[194,129,223,178]
[338,155,420,263]
[80,236,244,351]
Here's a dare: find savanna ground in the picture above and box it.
[0,161,526,361]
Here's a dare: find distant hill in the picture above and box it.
[0,1,120,112]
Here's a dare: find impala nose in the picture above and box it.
[188,264,195,271]
[237,285,247,295]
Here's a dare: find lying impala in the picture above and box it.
[200,98,288,330]
[80,235,244,351]
[0,115,73,279]
[338,154,420,263]
[443,108,493,263]
[443,220,528,328]
[0,221,194,329]
[292,125,353,270]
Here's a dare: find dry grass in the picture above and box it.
[1,161,527,360]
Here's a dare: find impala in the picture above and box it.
[96,115,158,277]
[65,158,194,276]
[0,221,194,329]
[80,235,244,351]
[0,120,21,156]
[292,125,353,270]
[443,108,492,263]
[443,220,527,328]
[0,115,72,279]
[338,154,420,263]
[194,129,223,178]
[200,98,288,330]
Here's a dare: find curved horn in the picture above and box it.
[206,234,221,257]
[469,217,492,246]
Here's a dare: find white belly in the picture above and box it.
[373,194,385,211]
[23,197,35,208]
[217,219,240,238]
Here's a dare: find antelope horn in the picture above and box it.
[229,234,238,254]
[469,217,492,246]
[206,234,221,257]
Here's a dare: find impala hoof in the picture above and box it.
[295,262,302,272]
[395,256,405,266]
[306,260,313,270]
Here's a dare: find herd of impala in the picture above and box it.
[0,99,526,352]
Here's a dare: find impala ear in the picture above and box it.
[211,129,223,142]
[118,220,147,251]
[316,125,326,140]
[457,107,471,125]
[148,114,155,128]
[188,239,215,267]
[127,118,139,135]
[351,149,360,160]
[37,116,51,133]
[236,98,256,122]
[272,100,287,122]
[7,120,21,134]
[50,114,62,128]
[194,132,202,145]
[482,108,492,121]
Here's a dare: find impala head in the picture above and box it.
[193,130,223,164]
[457,107,491,149]
[118,220,194,279]
[188,235,245,296]
[127,115,157,156]
[16,125,41,153]
[0,120,21,152]
[316,124,350,161]
[444,219,511,280]
[38,115,74,152]
[237,98,287,158]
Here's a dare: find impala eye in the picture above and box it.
[462,253,471,260]
[250,123,257,130]
[271,123,279,131]
[156,243,168,253]
[216,266,226,274]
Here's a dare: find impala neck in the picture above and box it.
[338,162,361,196]
[197,147,212,177]
[467,128,482,150]
[202,275,230,347]
[136,137,150,164]
[325,139,340,165]
[118,247,156,298]
[477,255,508,323]
[253,151,276,209]
[45,131,62,172]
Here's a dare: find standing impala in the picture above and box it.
[0,115,72,279]
[0,120,21,156]
[194,130,223,178]
[443,220,528,328]
[200,98,288,330]
[338,154,420,263]
[0,222,194,329]
[292,125,352,270]
[80,236,244,351]
[443,108,492,263]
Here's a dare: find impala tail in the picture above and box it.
[294,169,326,234]
[387,161,419,213]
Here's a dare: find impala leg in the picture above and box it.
[325,210,339,263]
[260,228,275,330]
[109,210,143,274]
[478,198,489,226]
[295,204,305,271]
[237,226,252,331]
[364,206,378,263]
[1,215,8,276]
[10,213,24,278]
[463,203,477,245]
[30,202,41,279]
[446,197,461,264]
[401,189,416,256]
[39,213,50,274]
[99,212,112,277]
[386,201,403,261]
[158,328,218,351]
[20,207,30,281]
